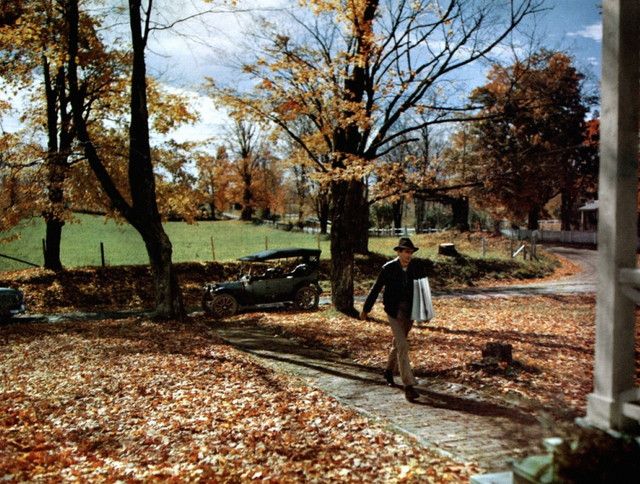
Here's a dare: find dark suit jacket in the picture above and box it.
[363,257,430,317]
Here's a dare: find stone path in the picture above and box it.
[215,323,547,473]
[215,247,596,472]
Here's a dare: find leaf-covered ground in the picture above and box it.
[227,294,640,421]
[0,317,479,482]
[0,244,598,480]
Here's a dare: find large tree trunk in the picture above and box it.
[527,206,540,230]
[241,173,253,221]
[316,188,330,235]
[43,157,66,271]
[492,219,502,236]
[329,0,378,314]
[330,178,363,316]
[241,205,253,221]
[560,188,574,231]
[127,0,183,319]
[354,197,369,254]
[143,223,184,317]
[414,196,426,232]
[66,0,184,319]
[451,196,470,232]
[42,60,66,271]
[44,217,64,271]
[392,197,403,229]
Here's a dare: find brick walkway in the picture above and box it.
[215,323,546,473]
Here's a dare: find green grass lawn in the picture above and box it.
[1,213,514,271]
[0,214,330,271]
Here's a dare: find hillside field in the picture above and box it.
[0,215,327,271]
[1,213,517,272]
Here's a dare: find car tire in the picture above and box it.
[203,292,238,318]
[293,285,319,310]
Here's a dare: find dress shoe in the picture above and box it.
[405,385,419,402]
[383,369,394,386]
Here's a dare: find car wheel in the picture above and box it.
[203,292,238,318]
[294,286,319,310]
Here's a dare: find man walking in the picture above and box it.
[360,237,428,402]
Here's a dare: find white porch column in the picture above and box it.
[586,0,640,431]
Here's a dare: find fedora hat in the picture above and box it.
[394,237,419,252]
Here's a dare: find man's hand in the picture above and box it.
[360,311,369,321]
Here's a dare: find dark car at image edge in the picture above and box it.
[0,287,26,320]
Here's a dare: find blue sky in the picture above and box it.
[536,1,602,83]
[1,1,604,142]
[151,0,605,143]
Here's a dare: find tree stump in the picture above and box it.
[481,342,513,364]
[438,243,459,257]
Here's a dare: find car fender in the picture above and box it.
[206,284,252,306]
[293,280,321,294]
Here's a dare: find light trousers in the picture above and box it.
[386,304,417,386]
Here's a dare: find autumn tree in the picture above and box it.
[223,119,280,220]
[572,116,599,225]
[65,0,187,318]
[0,0,130,269]
[214,0,542,315]
[0,124,43,241]
[403,127,473,232]
[254,154,284,219]
[278,120,332,232]
[195,145,233,219]
[454,50,595,229]
[290,162,311,225]
[2,1,199,273]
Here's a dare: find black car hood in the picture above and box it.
[209,281,244,291]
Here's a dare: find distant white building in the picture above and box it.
[578,200,598,231]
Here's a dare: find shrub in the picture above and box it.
[553,426,640,483]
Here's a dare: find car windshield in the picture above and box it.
[241,258,313,280]
[237,248,320,280]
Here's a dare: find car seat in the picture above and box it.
[290,264,308,276]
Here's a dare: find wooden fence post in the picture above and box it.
[100,242,105,267]
[210,237,216,261]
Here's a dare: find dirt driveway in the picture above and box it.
[476,245,597,295]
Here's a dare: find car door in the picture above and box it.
[244,277,271,304]
[270,275,296,301]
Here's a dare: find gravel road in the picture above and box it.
[439,245,597,298]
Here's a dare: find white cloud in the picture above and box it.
[567,23,602,41]
[148,84,230,148]
[0,81,38,135]
[170,88,228,143]
[99,0,293,89]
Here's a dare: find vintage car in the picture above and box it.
[0,286,26,320]
[202,248,322,318]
